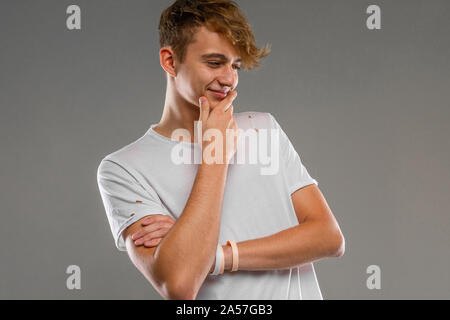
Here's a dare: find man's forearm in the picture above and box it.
[154,163,228,298]
[221,221,344,272]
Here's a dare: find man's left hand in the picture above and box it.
[130,214,176,247]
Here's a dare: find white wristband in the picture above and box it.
[211,244,224,276]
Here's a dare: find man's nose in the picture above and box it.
[217,65,238,88]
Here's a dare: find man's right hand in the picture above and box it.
[198,90,240,165]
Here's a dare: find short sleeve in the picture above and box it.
[97,159,168,251]
[268,113,318,194]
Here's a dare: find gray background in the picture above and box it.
[1,0,449,299]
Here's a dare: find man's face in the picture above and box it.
[174,25,241,109]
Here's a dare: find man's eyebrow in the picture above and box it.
[200,53,242,63]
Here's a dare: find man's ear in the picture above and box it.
[160,46,177,78]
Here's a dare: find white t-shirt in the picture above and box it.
[97,111,323,300]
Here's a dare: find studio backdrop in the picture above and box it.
[1,0,449,299]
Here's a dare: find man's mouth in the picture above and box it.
[208,89,228,99]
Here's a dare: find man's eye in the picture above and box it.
[207,61,240,71]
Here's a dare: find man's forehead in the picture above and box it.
[190,26,241,62]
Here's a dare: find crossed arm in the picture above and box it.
[130,183,344,274]
[226,183,345,271]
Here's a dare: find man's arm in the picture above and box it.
[122,163,228,300]
[221,184,344,271]
[135,183,344,274]
[122,217,170,299]
[121,92,238,300]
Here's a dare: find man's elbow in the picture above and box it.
[331,232,345,257]
[165,278,197,300]
[143,268,196,300]
[153,253,200,300]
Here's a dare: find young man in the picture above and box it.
[97,0,344,300]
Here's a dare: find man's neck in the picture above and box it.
[154,88,200,143]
